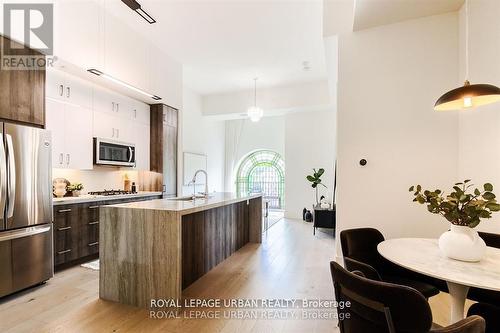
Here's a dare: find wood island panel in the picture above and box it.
[99,194,262,309]
[181,200,250,289]
[99,208,182,307]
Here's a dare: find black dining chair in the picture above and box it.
[340,228,441,299]
[467,302,500,333]
[467,232,500,305]
[330,261,485,333]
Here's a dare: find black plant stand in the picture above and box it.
[312,207,336,235]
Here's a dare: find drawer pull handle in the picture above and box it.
[57,249,71,255]
[88,221,99,225]
[57,226,72,231]
[88,242,99,247]
[58,208,72,213]
[88,205,99,209]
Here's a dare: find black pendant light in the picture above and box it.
[434,0,500,111]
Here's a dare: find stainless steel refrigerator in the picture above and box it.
[0,123,53,298]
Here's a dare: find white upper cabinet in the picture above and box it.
[46,90,93,170]
[46,68,93,109]
[133,123,150,171]
[93,109,133,143]
[45,99,66,168]
[147,44,183,109]
[131,101,150,125]
[104,12,148,92]
[51,0,182,107]
[53,0,103,70]
[63,104,94,170]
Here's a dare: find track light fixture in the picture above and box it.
[121,0,156,24]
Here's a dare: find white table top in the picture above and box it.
[378,238,500,292]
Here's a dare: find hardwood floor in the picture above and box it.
[0,219,335,333]
[0,218,462,332]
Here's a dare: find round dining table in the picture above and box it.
[378,238,500,324]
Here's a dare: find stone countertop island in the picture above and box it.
[99,192,263,308]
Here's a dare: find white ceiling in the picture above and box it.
[109,0,326,95]
[353,0,464,31]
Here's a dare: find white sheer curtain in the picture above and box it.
[224,119,245,192]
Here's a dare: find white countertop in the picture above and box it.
[104,192,263,214]
[52,191,163,206]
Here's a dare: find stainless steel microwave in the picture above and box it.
[93,138,136,167]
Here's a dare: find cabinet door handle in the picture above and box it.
[59,85,64,96]
[57,208,72,213]
[88,242,99,247]
[112,102,115,111]
[59,153,63,165]
[57,249,72,255]
[88,205,99,209]
[116,103,119,112]
[88,221,99,225]
[66,86,71,98]
[57,226,72,231]
[117,129,119,138]
[134,109,137,118]
[66,153,70,165]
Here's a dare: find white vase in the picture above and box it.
[438,224,486,262]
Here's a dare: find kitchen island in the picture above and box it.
[99,192,263,308]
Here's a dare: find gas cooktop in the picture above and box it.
[88,190,137,196]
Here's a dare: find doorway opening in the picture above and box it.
[236,150,285,228]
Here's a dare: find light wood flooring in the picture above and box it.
[0,218,464,332]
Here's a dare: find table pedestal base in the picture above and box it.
[446,282,470,324]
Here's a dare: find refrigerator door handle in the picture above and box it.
[0,138,6,217]
[0,225,51,242]
[6,134,15,218]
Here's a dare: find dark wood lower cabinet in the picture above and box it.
[182,200,250,289]
[53,195,161,270]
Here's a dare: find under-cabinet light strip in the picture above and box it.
[87,68,161,101]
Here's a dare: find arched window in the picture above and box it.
[236,150,285,209]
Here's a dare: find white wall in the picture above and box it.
[181,87,226,195]
[284,110,335,219]
[224,116,285,193]
[224,111,335,219]
[334,13,460,249]
[234,116,285,164]
[203,80,331,116]
[457,0,500,234]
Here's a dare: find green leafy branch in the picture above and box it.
[306,168,327,189]
[307,168,327,205]
[409,180,500,228]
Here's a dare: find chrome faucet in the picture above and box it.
[191,169,209,199]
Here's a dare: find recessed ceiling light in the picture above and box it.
[121,0,156,24]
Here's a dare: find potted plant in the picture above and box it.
[67,183,84,197]
[306,168,327,207]
[409,180,500,262]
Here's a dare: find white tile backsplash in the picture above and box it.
[52,167,139,193]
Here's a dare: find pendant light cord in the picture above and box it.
[465,0,469,82]
[254,78,258,107]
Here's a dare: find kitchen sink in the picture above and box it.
[168,195,211,201]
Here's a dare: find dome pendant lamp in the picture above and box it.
[434,0,500,111]
[247,78,264,122]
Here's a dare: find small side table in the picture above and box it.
[312,207,336,235]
